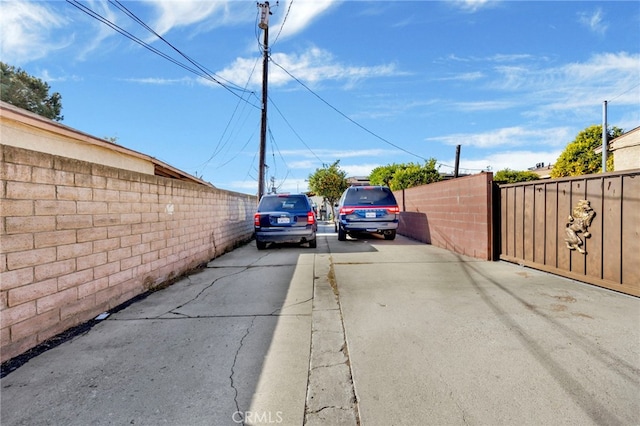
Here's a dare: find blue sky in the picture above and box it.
[1,0,639,195]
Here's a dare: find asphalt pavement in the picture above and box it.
[1,222,638,425]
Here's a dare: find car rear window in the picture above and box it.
[344,187,397,206]
[259,196,309,212]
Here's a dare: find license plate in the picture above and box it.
[365,212,376,218]
[277,217,290,224]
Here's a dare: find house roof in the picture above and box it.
[0,100,214,188]
[610,125,640,150]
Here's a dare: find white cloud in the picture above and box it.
[490,53,535,63]
[74,0,124,60]
[278,179,310,193]
[453,100,515,112]
[288,160,317,170]
[144,0,233,35]
[0,0,339,67]
[428,126,573,149]
[122,76,196,85]
[454,0,498,13]
[270,0,340,40]
[448,150,562,173]
[218,47,401,89]
[578,8,607,35]
[341,163,380,177]
[486,52,640,115]
[280,148,398,159]
[141,0,338,40]
[0,0,68,64]
[436,72,484,82]
[543,52,640,111]
[226,179,258,191]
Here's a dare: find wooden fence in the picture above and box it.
[499,170,640,297]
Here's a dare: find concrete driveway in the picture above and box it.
[331,236,639,425]
[1,223,638,425]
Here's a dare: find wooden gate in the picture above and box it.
[499,170,640,297]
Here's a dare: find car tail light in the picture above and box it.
[307,211,315,224]
[254,213,261,226]
[387,206,400,214]
[340,207,355,215]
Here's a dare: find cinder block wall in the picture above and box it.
[0,145,256,362]
[394,173,494,260]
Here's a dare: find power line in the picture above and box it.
[609,82,640,103]
[215,122,260,170]
[269,59,491,172]
[67,0,267,183]
[271,0,293,47]
[270,58,429,162]
[66,0,258,106]
[108,0,249,94]
[197,56,262,174]
[269,95,326,165]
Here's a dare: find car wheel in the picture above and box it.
[256,240,267,250]
[308,238,317,248]
[383,230,396,240]
[337,226,346,241]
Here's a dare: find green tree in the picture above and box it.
[494,169,541,184]
[551,125,622,178]
[307,160,349,207]
[369,163,401,187]
[369,159,441,191]
[1,62,63,121]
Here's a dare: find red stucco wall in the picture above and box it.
[394,173,494,260]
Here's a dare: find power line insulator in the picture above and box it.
[258,2,271,29]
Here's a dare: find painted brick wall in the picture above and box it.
[394,173,494,260]
[0,145,256,362]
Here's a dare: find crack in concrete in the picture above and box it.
[230,316,256,426]
[166,251,313,318]
[310,360,348,371]
[163,253,277,318]
[307,405,352,415]
[269,297,313,315]
[172,267,249,313]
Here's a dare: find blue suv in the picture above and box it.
[334,186,399,241]
[254,194,317,250]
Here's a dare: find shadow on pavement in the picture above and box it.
[0,242,307,425]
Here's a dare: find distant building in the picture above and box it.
[347,176,370,186]
[609,126,640,171]
[527,162,553,179]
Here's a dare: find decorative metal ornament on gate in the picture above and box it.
[565,200,596,254]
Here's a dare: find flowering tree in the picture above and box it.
[307,160,349,207]
[551,125,622,178]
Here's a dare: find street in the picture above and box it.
[1,222,639,425]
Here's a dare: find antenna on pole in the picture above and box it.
[257,1,272,200]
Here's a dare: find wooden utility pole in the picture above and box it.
[257,2,271,200]
[454,144,461,178]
